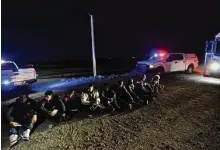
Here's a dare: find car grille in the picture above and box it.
[137,64,150,70]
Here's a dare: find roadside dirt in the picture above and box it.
[2,73,220,150]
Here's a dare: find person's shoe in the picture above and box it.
[111,107,115,112]
[22,129,31,141]
[10,134,21,147]
[145,100,149,105]
[128,104,132,110]
[88,114,93,118]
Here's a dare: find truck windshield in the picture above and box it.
[149,55,166,61]
[1,62,18,72]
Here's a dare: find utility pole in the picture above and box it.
[90,14,97,77]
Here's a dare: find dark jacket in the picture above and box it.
[136,80,153,94]
[128,83,140,97]
[40,95,66,114]
[64,95,81,110]
[101,89,116,103]
[6,98,38,124]
[115,85,133,100]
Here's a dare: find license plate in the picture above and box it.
[14,81,23,86]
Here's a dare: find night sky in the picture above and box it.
[2,1,220,62]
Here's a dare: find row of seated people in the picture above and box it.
[6,74,164,147]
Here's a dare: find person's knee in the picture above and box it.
[32,115,37,124]
[27,123,34,130]
[9,128,18,135]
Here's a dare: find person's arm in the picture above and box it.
[6,103,21,127]
[102,90,111,101]
[6,104,15,123]
[144,83,153,93]
[128,85,134,93]
[40,100,50,114]
[111,90,116,100]
[29,99,39,114]
[57,98,66,113]
[29,99,38,124]
[81,93,91,105]
[123,86,133,100]
[101,90,106,99]
[31,114,37,124]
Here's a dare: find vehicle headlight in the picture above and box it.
[210,62,220,71]
[149,65,154,68]
[3,80,10,85]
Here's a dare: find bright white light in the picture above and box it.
[1,60,5,63]
[154,54,158,57]
[187,75,220,85]
[159,53,165,57]
[210,62,220,71]
[149,65,154,68]
[3,80,10,85]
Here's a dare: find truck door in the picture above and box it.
[167,54,185,72]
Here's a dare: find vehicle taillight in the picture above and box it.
[34,70,36,77]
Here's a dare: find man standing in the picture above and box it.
[6,93,38,147]
[39,91,66,124]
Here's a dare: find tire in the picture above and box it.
[22,84,32,92]
[157,67,165,74]
[186,65,194,74]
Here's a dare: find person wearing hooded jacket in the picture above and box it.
[6,93,38,147]
[114,80,134,110]
[101,83,120,112]
[81,84,105,116]
[63,90,82,120]
[150,73,164,96]
[39,91,66,124]
[127,79,145,105]
[136,74,153,104]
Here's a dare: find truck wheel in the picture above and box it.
[157,67,165,74]
[23,84,32,92]
[187,65,194,74]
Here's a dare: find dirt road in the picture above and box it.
[2,73,220,150]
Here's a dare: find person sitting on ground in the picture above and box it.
[127,79,145,105]
[6,93,38,147]
[39,91,66,124]
[114,80,134,110]
[136,74,153,104]
[63,90,82,120]
[81,84,105,116]
[150,73,164,96]
[101,83,120,112]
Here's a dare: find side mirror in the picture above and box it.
[21,64,34,68]
[166,58,172,62]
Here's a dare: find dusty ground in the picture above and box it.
[2,73,220,150]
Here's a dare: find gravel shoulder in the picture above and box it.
[1,73,220,150]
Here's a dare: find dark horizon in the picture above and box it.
[2,1,220,62]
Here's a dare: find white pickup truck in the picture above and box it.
[1,60,37,91]
[136,53,199,74]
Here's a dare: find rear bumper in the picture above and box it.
[1,79,37,91]
[136,66,161,74]
[1,83,15,91]
[26,79,37,84]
